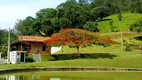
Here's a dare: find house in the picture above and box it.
[11,36,52,54]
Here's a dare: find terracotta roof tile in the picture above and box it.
[18,36,51,42]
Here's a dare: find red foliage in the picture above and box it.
[44,28,119,47]
[99,38,119,44]
[45,28,98,47]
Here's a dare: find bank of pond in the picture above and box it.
[0,71,142,80]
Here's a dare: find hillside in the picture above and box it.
[55,32,142,54]
[98,13,142,33]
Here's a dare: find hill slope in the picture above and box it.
[98,13,142,33]
[55,32,142,55]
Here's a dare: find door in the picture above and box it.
[20,53,25,62]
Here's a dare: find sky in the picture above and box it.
[0,0,65,29]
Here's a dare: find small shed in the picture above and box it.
[11,36,52,54]
[9,51,26,64]
[18,36,51,54]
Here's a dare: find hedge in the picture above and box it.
[48,53,117,61]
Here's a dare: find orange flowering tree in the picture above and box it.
[45,28,119,54]
[45,28,98,54]
[99,37,119,45]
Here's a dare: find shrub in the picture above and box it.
[25,57,34,62]
[25,54,34,62]
[130,19,142,32]
[123,40,132,51]
[49,53,117,61]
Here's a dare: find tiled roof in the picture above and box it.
[10,41,30,45]
[18,36,51,42]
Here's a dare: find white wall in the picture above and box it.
[50,77,61,80]
[51,46,62,54]
[0,59,7,64]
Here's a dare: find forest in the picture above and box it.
[14,0,142,36]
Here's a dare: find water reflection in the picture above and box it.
[0,75,61,80]
[0,72,142,80]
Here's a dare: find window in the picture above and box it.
[17,53,20,55]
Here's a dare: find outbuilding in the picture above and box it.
[9,51,26,64]
[11,36,52,54]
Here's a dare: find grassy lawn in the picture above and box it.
[0,52,142,69]
[98,13,142,33]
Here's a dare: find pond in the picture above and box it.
[0,71,142,80]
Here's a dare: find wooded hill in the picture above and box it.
[14,0,142,36]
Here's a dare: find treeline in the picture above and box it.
[0,29,17,56]
[14,0,142,36]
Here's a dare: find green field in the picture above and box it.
[98,13,142,33]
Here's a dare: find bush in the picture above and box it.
[25,54,34,62]
[49,53,117,61]
[123,40,132,51]
[124,45,132,51]
[51,54,80,61]
[25,57,34,62]
[130,19,142,32]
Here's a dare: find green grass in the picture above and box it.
[0,53,142,69]
[98,13,142,33]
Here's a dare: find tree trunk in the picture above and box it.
[76,46,79,55]
[61,46,63,54]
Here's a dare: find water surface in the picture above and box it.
[0,71,142,80]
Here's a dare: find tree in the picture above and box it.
[79,0,89,5]
[45,29,97,55]
[0,29,17,58]
[99,37,119,47]
[66,0,78,5]
[91,0,105,8]
[130,19,142,32]
[14,16,35,35]
[91,7,109,20]
[45,28,118,55]
[83,21,99,32]
[59,18,72,29]
[36,8,57,19]
[51,18,60,33]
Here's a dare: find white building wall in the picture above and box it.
[51,46,62,54]
[10,51,17,64]
[9,51,26,64]
[50,77,61,80]
[0,59,7,64]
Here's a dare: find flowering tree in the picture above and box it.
[99,37,119,45]
[45,28,98,54]
[45,28,119,54]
